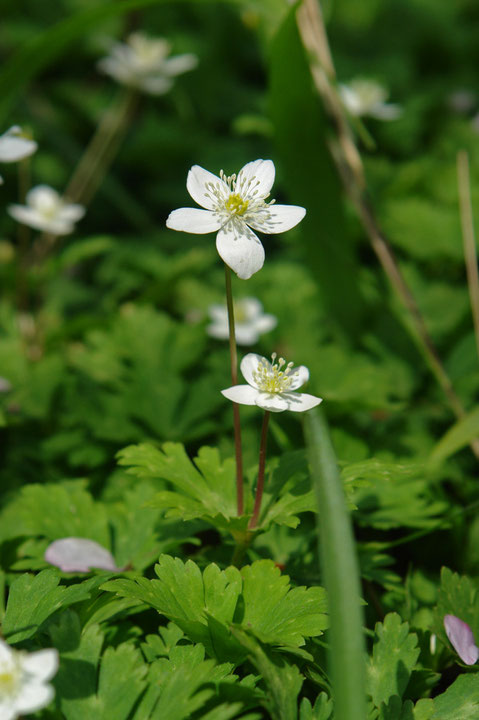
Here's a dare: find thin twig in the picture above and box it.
[457,150,479,363]
[249,410,270,529]
[296,0,479,459]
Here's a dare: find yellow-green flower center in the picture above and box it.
[0,663,21,695]
[225,193,249,216]
[253,354,296,394]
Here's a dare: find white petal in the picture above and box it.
[247,204,306,235]
[236,159,275,198]
[163,53,198,77]
[0,639,14,663]
[26,184,59,207]
[369,103,402,121]
[186,165,225,210]
[0,701,16,720]
[206,321,229,341]
[8,205,72,235]
[21,649,59,683]
[288,365,310,391]
[216,221,265,279]
[44,537,119,572]
[221,385,259,405]
[0,127,37,163]
[140,77,173,95]
[15,682,54,714]
[166,207,222,234]
[208,304,228,323]
[239,297,263,319]
[280,392,323,413]
[234,325,260,345]
[255,392,289,413]
[240,353,264,388]
[252,313,277,335]
[58,203,86,223]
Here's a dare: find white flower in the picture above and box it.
[97,32,197,95]
[0,126,37,184]
[8,185,85,235]
[222,352,322,413]
[207,297,277,345]
[166,159,306,279]
[339,79,401,121]
[444,614,479,665]
[45,537,120,573]
[0,640,58,720]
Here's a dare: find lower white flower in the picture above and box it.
[0,126,37,184]
[339,79,401,121]
[98,32,197,95]
[166,159,306,280]
[222,352,322,413]
[207,297,277,345]
[0,640,58,720]
[8,185,85,235]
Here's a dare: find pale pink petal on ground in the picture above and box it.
[45,538,119,573]
[221,385,259,405]
[216,222,264,279]
[166,207,222,233]
[444,614,479,665]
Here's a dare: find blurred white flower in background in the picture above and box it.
[339,79,402,121]
[8,185,85,235]
[0,126,37,184]
[207,297,277,345]
[98,32,198,95]
[166,159,306,279]
[0,639,58,720]
[222,352,322,413]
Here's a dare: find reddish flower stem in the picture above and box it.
[249,410,270,529]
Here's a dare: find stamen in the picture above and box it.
[252,353,298,394]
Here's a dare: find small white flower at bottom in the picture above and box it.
[0,126,37,184]
[45,537,121,573]
[444,614,479,666]
[166,159,306,280]
[8,185,85,235]
[207,297,277,345]
[339,79,401,121]
[0,640,58,720]
[222,352,322,413]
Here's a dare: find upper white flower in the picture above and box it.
[339,79,401,121]
[222,352,322,413]
[207,297,277,345]
[98,32,197,95]
[8,185,85,235]
[166,159,306,279]
[0,639,58,720]
[0,126,37,184]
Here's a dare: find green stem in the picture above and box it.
[224,263,244,515]
[15,157,31,311]
[65,86,138,206]
[248,410,270,530]
[304,408,366,720]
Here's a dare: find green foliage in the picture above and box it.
[368,613,420,709]
[3,570,96,643]
[102,555,328,663]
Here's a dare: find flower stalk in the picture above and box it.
[457,150,479,365]
[224,264,244,515]
[65,87,138,207]
[249,410,270,529]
